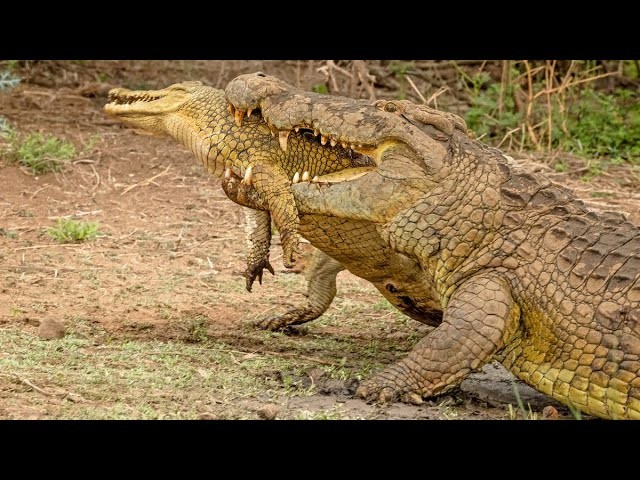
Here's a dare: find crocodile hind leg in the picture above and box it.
[243,208,274,292]
[255,248,345,331]
[357,273,520,404]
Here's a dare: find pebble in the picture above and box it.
[257,404,280,420]
[37,318,66,340]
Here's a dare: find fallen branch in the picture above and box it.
[120,164,172,196]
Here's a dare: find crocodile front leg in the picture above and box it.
[243,208,274,292]
[248,161,300,269]
[357,274,520,404]
[255,248,345,331]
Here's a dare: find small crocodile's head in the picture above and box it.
[104,81,207,134]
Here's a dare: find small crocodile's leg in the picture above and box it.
[248,161,300,269]
[357,274,520,404]
[243,208,274,292]
[255,248,345,331]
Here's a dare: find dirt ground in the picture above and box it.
[1,61,639,420]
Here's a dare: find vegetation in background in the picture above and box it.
[48,218,101,243]
[460,60,640,167]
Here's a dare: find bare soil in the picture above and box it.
[1,61,638,420]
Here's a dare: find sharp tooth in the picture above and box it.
[270,127,277,138]
[247,108,253,117]
[228,103,236,115]
[330,139,337,147]
[320,135,328,146]
[292,172,300,183]
[350,144,356,149]
[302,171,310,182]
[294,126,300,133]
[279,130,291,152]
[224,167,232,179]
[234,109,245,127]
[311,176,319,183]
[243,164,253,185]
[314,129,319,137]
[341,142,348,148]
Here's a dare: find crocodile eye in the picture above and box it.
[384,103,397,113]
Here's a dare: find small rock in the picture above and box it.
[542,405,559,419]
[199,412,218,420]
[37,318,66,340]
[257,403,280,420]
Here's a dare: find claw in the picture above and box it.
[279,130,291,152]
[404,392,424,406]
[234,109,245,127]
[245,259,275,292]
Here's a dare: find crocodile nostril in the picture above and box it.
[385,283,398,293]
[255,72,266,77]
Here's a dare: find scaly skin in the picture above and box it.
[103,81,374,289]
[225,73,640,419]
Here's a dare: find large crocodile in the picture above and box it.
[106,74,640,419]
[222,73,640,419]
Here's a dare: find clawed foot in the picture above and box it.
[245,259,275,292]
[281,233,300,269]
[356,367,425,406]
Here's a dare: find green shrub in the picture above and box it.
[13,132,76,174]
[48,218,100,243]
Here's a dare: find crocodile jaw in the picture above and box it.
[104,81,204,134]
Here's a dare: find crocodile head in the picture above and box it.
[104,81,208,134]
[225,72,466,172]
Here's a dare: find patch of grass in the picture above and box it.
[182,314,210,343]
[296,405,347,420]
[507,382,539,420]
[311,83,328,94]
[0,70,20,91]
[95,72,110,83]
[0,228,18,239]
[562,88,640,162]
[47,218,100,243]
[4,132,76,174]
[553,161,568,173]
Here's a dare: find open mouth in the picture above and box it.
[229,103,378,164]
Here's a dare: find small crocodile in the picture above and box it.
[222,72,640,419]
[104,80,376,288]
